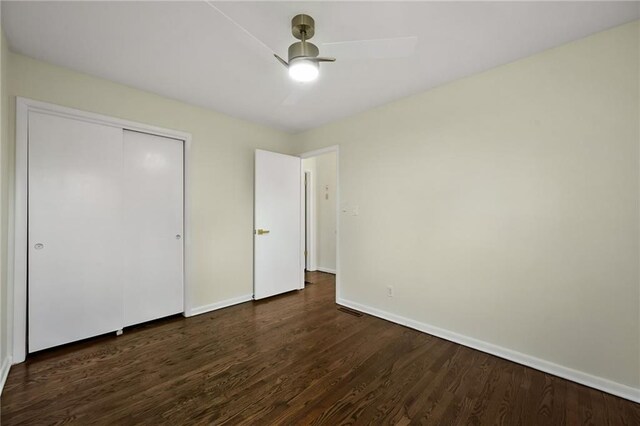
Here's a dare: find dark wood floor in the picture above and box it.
[2,271,638,425]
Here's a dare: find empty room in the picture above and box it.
[0,1,638,424]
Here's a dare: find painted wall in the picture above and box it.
[303,152,337,273]
[2,51,294,361]
[314,152,337,272]
[295,21,640,394]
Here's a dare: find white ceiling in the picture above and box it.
[3,1,639,132]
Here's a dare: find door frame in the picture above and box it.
[12,97,192,364]
[299,146,340,299]
[303,170,317,272]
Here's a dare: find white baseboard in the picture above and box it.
[185,294,253,317]
[316,267,336,274]
[337,298,640,404]
[0,355,13,395]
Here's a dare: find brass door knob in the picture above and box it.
[256,229,270,235]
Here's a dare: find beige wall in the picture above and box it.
[2,51,294,362]
[295,21,640,391]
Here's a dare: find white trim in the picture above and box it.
[300,146,340,159]
[316,267,336,274]
[185,294,253,317]
[299,159,305,289]
[12,100,28,363]
[16,98,192,140]
[298,145,340,300]
[13,97,193,363]
[337,297,640,404]
[0,356,12,395]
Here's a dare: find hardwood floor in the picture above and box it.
[2,271,638,425]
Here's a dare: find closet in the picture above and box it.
[28,111,184,353]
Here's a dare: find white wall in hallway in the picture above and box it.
[303,153,337,273]
[314,153,337,273]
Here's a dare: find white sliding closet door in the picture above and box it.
[29,112,124,352]
[123,131,184,327]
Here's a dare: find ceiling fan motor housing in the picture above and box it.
[288,41,319,62]
[289,14,319,62]
[291,14,315,40]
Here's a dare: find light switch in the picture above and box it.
[341,204,359,216]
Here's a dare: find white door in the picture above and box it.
[28,112,124,352]
[123,131,184,327]
[254,150,302,299]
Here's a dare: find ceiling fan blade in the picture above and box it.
[322,36,418,60]
[312,57,336,63]
[274,54,289,68]
[204,0,277,60]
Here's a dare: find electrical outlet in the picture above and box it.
[387,286,394,297]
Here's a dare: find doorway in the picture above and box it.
[253,147,339,302]
[301,148,338,296]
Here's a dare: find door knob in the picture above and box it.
[34,243,44,250]
[176,234,182,240]
[256,229,270,235]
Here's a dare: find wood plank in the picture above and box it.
[2,272,638,425]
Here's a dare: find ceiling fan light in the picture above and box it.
[288,59,319,82]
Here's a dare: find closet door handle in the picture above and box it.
[34,243,45,250]
[175,234,182,240]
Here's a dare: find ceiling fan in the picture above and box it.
[204,2,417,104]
[273,14,336,83]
